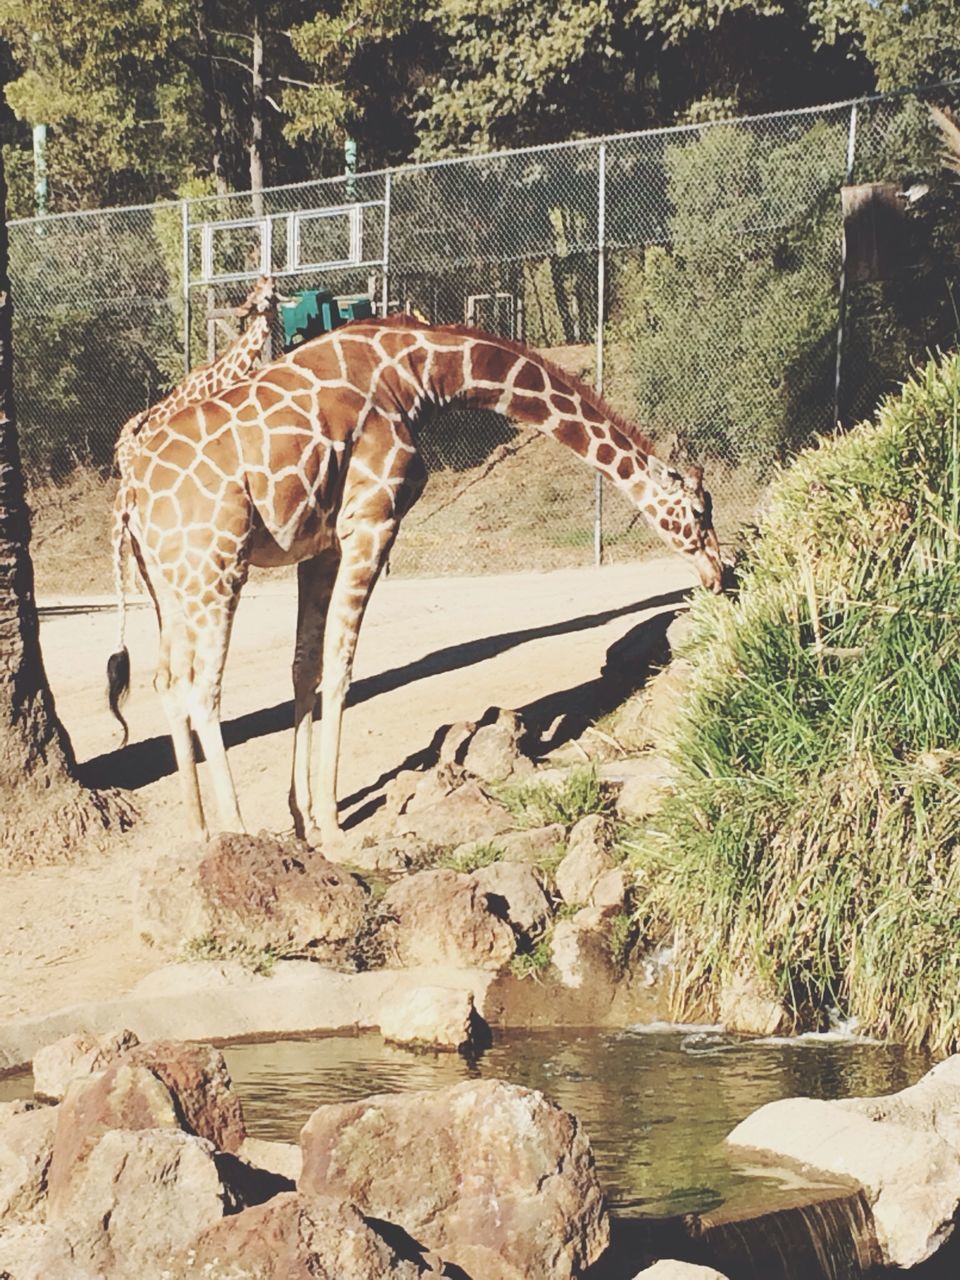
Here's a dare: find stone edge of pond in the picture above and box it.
[0,961,500,1073]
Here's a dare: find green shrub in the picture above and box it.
[624,349,960,1050]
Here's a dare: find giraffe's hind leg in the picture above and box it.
[153,604,207,840]
[289,549,340,839]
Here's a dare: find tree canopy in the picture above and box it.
[0,0,950,214]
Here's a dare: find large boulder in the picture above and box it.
[0,1101,57,1225]
[47,1042,245,1212]
[717,970,787,1037]
[450,823,566,868]
[47,1062,181,1213]
[299,1078,609,1279]
[51,1128,239,1278]
[138,833,367,963]
[472,861,552,937]
[32,1028,140,1103]
[170,1191,444,1279]
[378,869,516,970]
[727,1055,960,1268]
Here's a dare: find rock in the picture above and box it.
[342,835,420,873]
[239,1136,302,1185]
[666,611,697,653]
[472,861,552,936]
[603,613,673,678]
[591,867,628,911]
[199,833,367,963]
[52,1128,239,1278]
[379,869,516,970]
[47,1042,245,1212]
[32,1028,140,1103]
[727,1058,960,1269]
[138,833,367,963]
[124,1039,246,1154]
[550,907,621,991]
[299,1078,609,1279]
[555,814,612,906]
[717,971,787,1037]
[171,1191,443,1278]
[378,985,482,1052]
[0,1223,85,1280]
[462,709,534,785]
[437,720,476,768]
[395,781,514,847]
[637,661,695,751]
[634,1264,730,1279]
[47,1062,182,1213]
[451,823,566,868]
[0,1101,57,1224]
[615,756,677,821]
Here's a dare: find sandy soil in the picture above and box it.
[0,557,694,1029]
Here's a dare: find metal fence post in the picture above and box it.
[181,198,191,377]
[381,170,392,316]
[833,104,858,427]
[594,141,607,568]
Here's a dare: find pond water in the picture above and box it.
[221,1025,931,1219]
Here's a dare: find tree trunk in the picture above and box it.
[249,0,265,216]
[0,153,134,863]
[194,0,231,197]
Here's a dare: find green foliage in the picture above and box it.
[509,936,553,979]
[607,116,846,464]
[811,0,960,92]
[625,349,960,1050]
[497,765,611,829]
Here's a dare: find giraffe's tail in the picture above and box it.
[107,489,131,747]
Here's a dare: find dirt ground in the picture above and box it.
[0,556,694,1030]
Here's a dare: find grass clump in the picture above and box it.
[498,765,611,829]
[438,842,505,873]
[625,350,960,1052]
[182,933,279,977]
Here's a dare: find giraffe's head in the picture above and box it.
[237,275,294,318]
[654,464,725,593]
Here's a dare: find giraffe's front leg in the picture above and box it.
[289,551,340,840]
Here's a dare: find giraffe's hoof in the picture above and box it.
[303,823,344,853]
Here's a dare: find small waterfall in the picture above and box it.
[687,1184,880,1280]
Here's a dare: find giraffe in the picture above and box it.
[107,317,724,845]
[109,275,290,740]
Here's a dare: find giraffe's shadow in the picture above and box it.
[78,588,689,799]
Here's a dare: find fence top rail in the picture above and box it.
[7,76,960,235]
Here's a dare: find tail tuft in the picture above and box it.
[107,645,131,747]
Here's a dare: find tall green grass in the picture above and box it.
[624,352,960,1050]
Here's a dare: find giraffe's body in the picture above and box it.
[110,318,723,843]
[110,276,288,727]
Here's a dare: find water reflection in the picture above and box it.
[223,1027,931,1219]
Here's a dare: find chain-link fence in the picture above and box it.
[10,83,960,587]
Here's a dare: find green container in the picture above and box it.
[281,290,341,349]
[281,291,375,350]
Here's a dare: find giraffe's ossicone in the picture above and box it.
[107,317,724,845]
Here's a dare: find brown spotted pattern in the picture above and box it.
[116,319,723,843]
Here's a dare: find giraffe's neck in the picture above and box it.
[391,327,668,507]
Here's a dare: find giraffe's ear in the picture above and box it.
[682,466,704,498]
